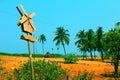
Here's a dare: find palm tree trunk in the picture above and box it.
[113,50,119,77]
[83,52,85,60]
[101,50,104,61]
[90,50,93,61]
[62,45,67,56]
[94,50,96,59]
[42,43,44,54]
[85,51,87,59]
[114,53,119,77]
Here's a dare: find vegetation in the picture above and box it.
[0,52,12,56]
[75,27,104,61]
[14,60,67,80]
[75,29,95,61]
[1,22,120,79]
[75,30,87,60]
[104,28,120,77]
[38,34,46,54]
[96,27,104,61]
[103,52,110,59]
[86,29,94,61]
[44,52,52,58]
[0,52,44,58]
[0,52,66,58]
[75,24,120,76]
[51,54,64,58]
[64,54,79,64]
[72,72,93,80]
[53,27,70,56]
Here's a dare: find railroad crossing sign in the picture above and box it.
[16,4,35,80]
[16,4,36,42]
[17,12,36,34]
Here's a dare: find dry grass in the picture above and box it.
[0,56,120,80]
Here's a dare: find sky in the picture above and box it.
[0,0,120,54]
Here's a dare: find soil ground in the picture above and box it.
[0,56,120,80]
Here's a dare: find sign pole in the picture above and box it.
[27,33,35,80]
[16,4,36,80]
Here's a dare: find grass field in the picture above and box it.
[0,54,119,80]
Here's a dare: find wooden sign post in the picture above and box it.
[16,4,36,80]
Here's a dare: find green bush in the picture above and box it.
[7,74,12,80]
[0,52,11,56]
[12,53,44,58]
[14,60,66,80]
[32,54,44,58]
[72,72,93,80]
[44,52,52,58]
[103,52,110,59]
[51,54,64,58]
[64,54,79,64]
[12,53,29,57]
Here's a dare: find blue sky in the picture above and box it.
[0,0,120,54]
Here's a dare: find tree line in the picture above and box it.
[38,22,120,76]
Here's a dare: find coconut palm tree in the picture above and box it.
[75,30,87,59]
[115,22,120,30]
[92,33,97,59]
[86,29,94,60]
[38,34,46,54]
[53,27,70,55]
[80,43,88,59]
[96,27,104,61]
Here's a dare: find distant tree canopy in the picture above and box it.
[75,22,120,76]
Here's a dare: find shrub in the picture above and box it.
[51,54,64,58]
[72,71,93,80]
[64,54,79,64]
[104,52,110,59]
[44,52,52,58]
[32,54,44,58]
[0,52,11,56]
[6,74,12,80]
[14,60,66,80]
